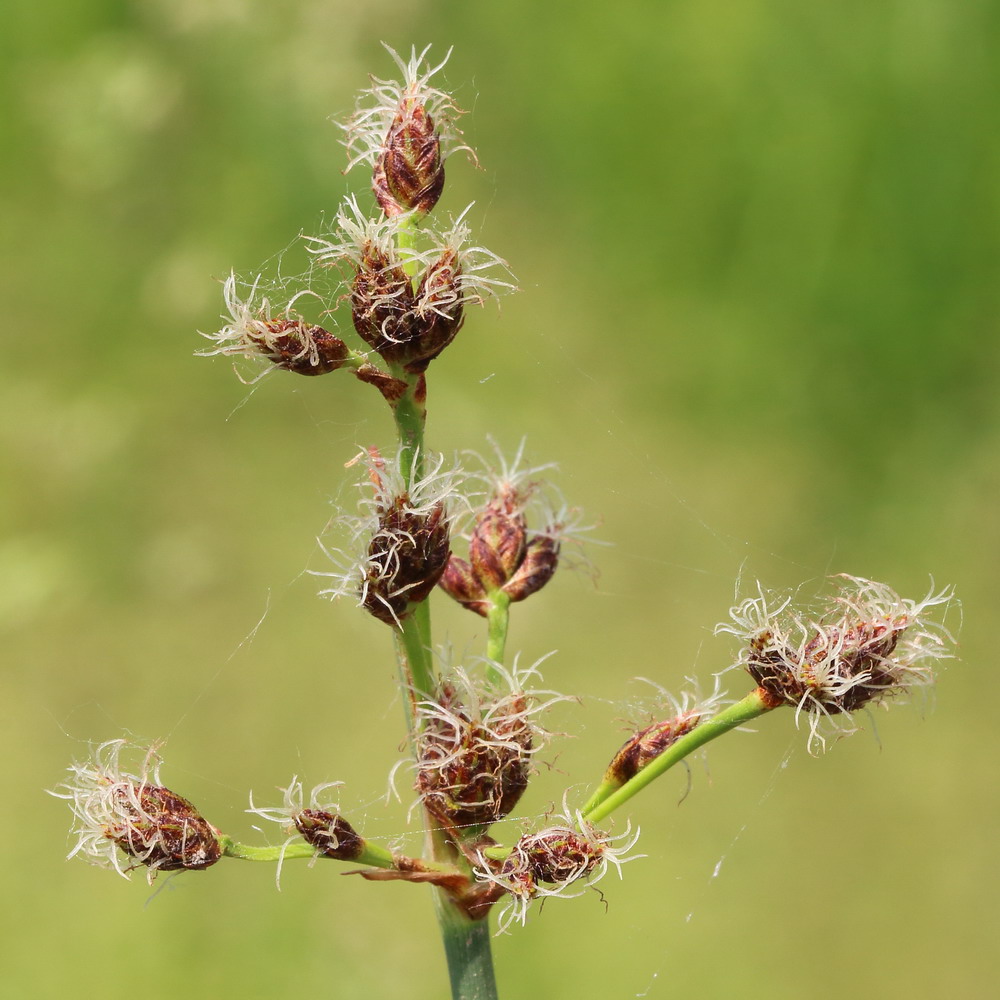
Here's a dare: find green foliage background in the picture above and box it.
[2,1,997,997]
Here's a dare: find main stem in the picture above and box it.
[390,371,501,1000]
[436,894,500,1000]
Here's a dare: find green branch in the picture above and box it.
[583,689,775,825]
[220,836,397,870]
[485,593,511,684]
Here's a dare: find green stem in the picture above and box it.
[395,211,422,279]
[220,837,397,870]
[485,592,511,684]
[583,689,775,826]
[412,596,433,668]
[338,348,373,371]
[387,216,427,487]
[436,895,500,1000]
[398,611,436,703]
[390,374,427,484]
[580,777,617,818]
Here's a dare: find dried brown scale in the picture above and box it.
[607,710,702,785]
[412,372,427,406]
[353,364,408,402]
[458,880,508,920]
[362,497,451,625]
[113,785,221,872]
[247,319,350,375]
[293,809,364,861]
[352,862,469,897]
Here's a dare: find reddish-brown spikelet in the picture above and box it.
[249,318,351,375]
[375,102,446,217]
[469,493,528,592]
[404,246,465,372]
[362,495,451,625]
[747,619,903,715]
[606,711,703,785]
[416,682,533,830]
[112,785,221,873]
[438,556,490,616]
[293,809,364,861]
[350,244,416,357]
[517,827,603,885]
[503,535,560,604]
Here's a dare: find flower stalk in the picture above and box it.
[486,593,511,674]
[220,836,397,870]
[583,690,775,824]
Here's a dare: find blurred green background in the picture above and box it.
[3,1,997,997]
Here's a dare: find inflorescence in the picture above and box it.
[54,44,956,947]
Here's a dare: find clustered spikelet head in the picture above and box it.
[343,44,470,216]
[198,273,350,379]
[475,810,642,933]
[717,575,954,750]
[248,779,363,862]
[317,447,457,626]
[307,200,514,373]
[49,740,222,882]
[440,442,592,615]
[606,680,728,786]
[202,45,511,386]
[414,656,566,832]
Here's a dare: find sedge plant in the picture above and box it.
[51,46,955,1000]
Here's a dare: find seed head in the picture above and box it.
[316,199,416,357]
[414,656,565,832]
[248,779,363,862]
[606,681,728,786]
[50,740,222,882]
[717,575,954,751]
[343,44,469,216]
[440,441,592,614]
[316,448,458,626]
[198,273,350,379]
[474,808,641,933]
